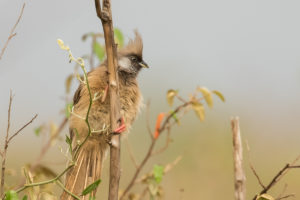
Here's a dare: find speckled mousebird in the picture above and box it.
[61,31,148,200]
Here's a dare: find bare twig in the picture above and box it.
[7,114,38,144]
[253,163,300,200]
[146,100,154,140]
[95,1,122,199]
[249,162,266,190]
[15,117,67,190]
[1,92,37,197]
[135,156,182,184]
[276,184,288,200]
[276,194,295,200]
[0,92,13,196]
[246,141,266,190]
[152,125,172,156]
[231,117,246,200]
[125,137,138,169]
[120,100,192,200]
[0,3,25,60]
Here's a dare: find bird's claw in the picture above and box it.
[113,117,126,134]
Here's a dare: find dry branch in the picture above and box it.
[253,163,300,200]
[1,91,37,197]
[120,99,192,200]
[231,117,246,200]
[0,3,25,60]
[94,1,121,199]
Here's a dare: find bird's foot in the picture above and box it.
[113,117,126,134]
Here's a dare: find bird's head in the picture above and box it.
[117,31,149,76]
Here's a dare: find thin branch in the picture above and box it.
[246,140,266,189]
[231,117,246,200]
[137,187,148,200]
[253,163,300,200]
[146,100,154,140]
[56,180,80,200]
[16,164,74,194]
[276,184,288,200]
[0,92,13,196]
[120,100,192,200]
[120,140,155,200]
[7,114,38,144]
[249,162,266,190]
[14,117,67,190]
[0,3,25,60]
[151,125,171,156]
[276,194,295,200]
[125,137,138,169]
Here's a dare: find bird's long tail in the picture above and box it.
[60,140,105,200]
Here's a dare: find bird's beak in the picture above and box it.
[139,61,149,68]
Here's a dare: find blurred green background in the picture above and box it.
[1,0,300,199]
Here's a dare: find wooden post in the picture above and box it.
[95,1,121,200]
[231,117,246,200]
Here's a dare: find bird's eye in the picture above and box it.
[130,56,137,62]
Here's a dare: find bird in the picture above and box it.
[60,31,148,200]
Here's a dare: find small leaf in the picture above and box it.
[5,190,19,200]
[81,179,101,196]
[154,113,165,139]
[212,90,225,102]
[22,195,28,200]
[192,102,205,121]
[93,41,105,61]
[170,110,180,125]
[65,135,72,153]
[114,28,124,48]
[256,194,275,200]
[89,197,96,200]
[65,74,74,93]
[57,39,69,50]
[34,126,43,136]
[65,103,73,118]
[197,87,213,108]
[153,165,164,184]
[166,89,178,106]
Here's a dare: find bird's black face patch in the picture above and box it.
[118,54,148,75]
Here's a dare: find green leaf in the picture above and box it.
[166,89,178,106]
[153,165,164,184]
[65,103,73,118]
[81,179,101,196]
[5,190,19,200]
[89,197,96,200]
[65,135,72,153]
[22,195,28,200]
[170,110,180,125]
[34,126,42,136]
[93,42,105,61]
[197,87,213,108]
[114,28,124,48]
[256,194,275,200]
[212,90,225,102]
[192,102,205,121]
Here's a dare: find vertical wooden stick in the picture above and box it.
[95,1,121,200]
[231,117,246,200]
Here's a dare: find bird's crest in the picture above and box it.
[119,31,143,58]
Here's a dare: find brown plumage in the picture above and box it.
[61,32,148,200]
